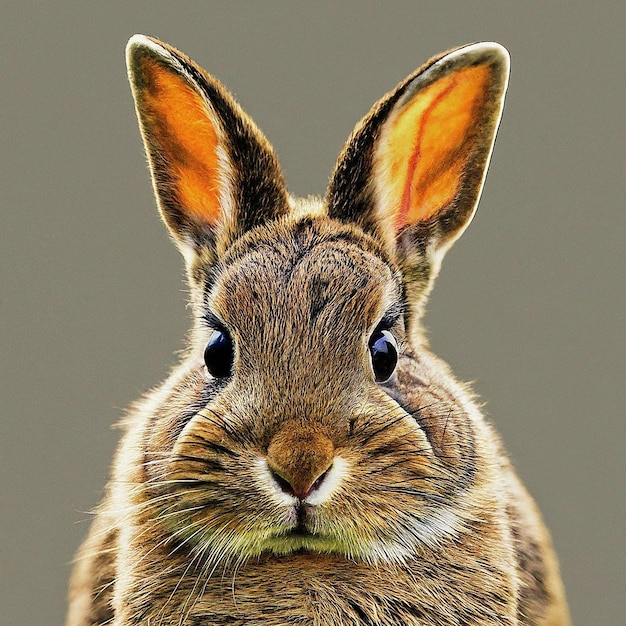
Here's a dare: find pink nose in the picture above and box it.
[266,420,334,499]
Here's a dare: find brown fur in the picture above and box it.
[66,36,569,625]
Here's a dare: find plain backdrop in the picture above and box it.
[2,2,624,624]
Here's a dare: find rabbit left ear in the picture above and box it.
[328,42,509,260]
[126,35,289,262]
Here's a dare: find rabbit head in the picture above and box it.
[124,35,509,568]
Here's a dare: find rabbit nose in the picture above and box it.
[266,421,334,500]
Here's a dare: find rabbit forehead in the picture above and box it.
[208,220,401,337]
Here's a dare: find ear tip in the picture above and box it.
[127,33,151,47]
[125,35,172,73]
[458,41,511,76]
[477,41,510,70]
[126,34,156,57]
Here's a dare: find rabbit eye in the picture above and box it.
[368,329,398,383]
[204,330,234,378]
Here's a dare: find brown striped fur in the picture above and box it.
[66,36,569,625]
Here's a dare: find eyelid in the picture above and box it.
[376,302,404,331]
[201,311,228,332]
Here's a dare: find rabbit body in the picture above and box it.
[66,37,569,625]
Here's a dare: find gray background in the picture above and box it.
[2,2,624,624]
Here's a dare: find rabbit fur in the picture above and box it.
[66,35,570,625]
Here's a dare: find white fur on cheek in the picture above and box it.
[368,507,462,564]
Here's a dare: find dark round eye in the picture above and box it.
[204,329,234,378]
[368,329,398,383]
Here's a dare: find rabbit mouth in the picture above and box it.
[262,530,351,557]
[267,507,329,548]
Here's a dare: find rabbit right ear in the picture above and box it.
[126,35,289,262]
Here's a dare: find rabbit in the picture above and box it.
[65,35,570,625]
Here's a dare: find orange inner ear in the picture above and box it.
[378,64,491,231]
[141,59,222,226]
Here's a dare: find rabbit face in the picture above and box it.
[122,35,510,570]
[140,214,480,568]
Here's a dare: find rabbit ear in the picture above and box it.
[327,43,509,324]
[126,35,289,261]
